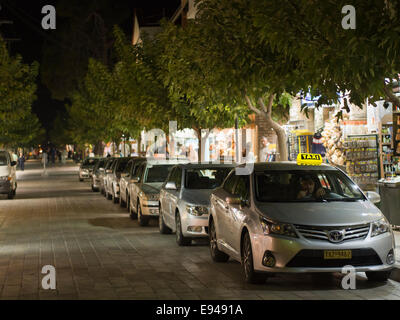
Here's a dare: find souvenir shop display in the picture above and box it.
[320,117,346,166]
[343,134,380,190]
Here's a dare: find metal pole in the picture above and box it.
[235,114,239,163]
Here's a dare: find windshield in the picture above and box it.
[145,165,173,183]
[0,154,8,166]
[255,170,365,203]
[185,168,232,189]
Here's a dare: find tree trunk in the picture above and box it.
[193,127,202,163]
[244,94,288,161]
[258,96,288,161]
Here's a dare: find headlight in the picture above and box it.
[186,205,209,216]
[0,176,11,181]
[145,193,159,201]
[371,218,390,237]
[81,169,88,173]
[259,216,297,238]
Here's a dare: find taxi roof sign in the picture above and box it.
[296,153,323,166]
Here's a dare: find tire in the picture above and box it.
[79,178,83,182]
[129,197,137,220]
[120,192,126,207]
[106,189,112,200]
[366,270,392,282]
[137,202,149,226]
[7,188,15,199]
[209,220,229,262]
[112,188,118,204]
[241,231,265,284]
[176,213,191,246]
[159,208,172,234]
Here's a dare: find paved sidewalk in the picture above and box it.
[0,161,399,300]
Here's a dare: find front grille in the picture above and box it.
[286,249,382,268]
[294,223,370,243]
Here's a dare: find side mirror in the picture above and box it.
[106,169,112,174]
[226,196,241,205]
[10,161,17,167]
[366,191,381,204]
[130,177,139,184]
[165,181,177,190]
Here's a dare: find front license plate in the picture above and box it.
[323,250,352,260]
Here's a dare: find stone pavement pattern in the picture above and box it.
[0,160,399,300]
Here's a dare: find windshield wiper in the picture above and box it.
[324,198,361,202]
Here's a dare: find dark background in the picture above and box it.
[0,0,180,138]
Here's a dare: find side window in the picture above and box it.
[174,168,182,189]
[167,168,176,183]
[124,161,133,175]
[135,164,145,181]
[223,172,237,194]
[234,176,250,201]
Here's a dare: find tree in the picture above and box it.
[252,0,400,114]
[0,37,43,148]
[114,24,251,161]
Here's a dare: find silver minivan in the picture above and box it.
[209,162,395,283]
[159,163,234,246]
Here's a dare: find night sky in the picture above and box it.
[0,0,180,138]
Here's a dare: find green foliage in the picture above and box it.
[0,37,43,148]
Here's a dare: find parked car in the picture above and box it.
[79,158,99,182]
[119,157,145,208]
[106,157,131,203]
[91,158,107,192]
[0,150,17,199]
[159,163,234,246]
[104,158,119,200]
[209,162,396,284]
[128,160,186,226]
[99,157,115,195]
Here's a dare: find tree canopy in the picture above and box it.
[0,37,43,148]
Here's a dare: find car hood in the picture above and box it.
[255,201,383,226]
[182,189,213,206]
[142,182,163,194]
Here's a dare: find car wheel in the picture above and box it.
[209,220,229,262]
[91,184,96,192]
[112,188,118,204]
[79,178,83,182]
[159,208,172,234]
[241,231,265,284]
[7,189,15,199]
[107,189,112,200]
[366,270,392,282]
[176,213,191,246]
[120,192,125,207]
[129,198,137,219]
[137,202,149,226]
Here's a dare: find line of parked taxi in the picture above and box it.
[78,155,396,284]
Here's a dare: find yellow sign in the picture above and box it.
[324,250,352,260]
[296,153,323,166]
